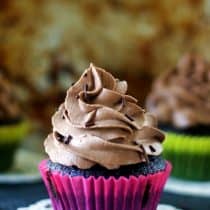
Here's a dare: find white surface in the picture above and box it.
[17,199,51,210]
[157,204,182,210]
[0,148,44,184]
[17,199,182,210]
[165,177,210,197]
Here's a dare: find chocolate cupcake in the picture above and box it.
[146,53,210,181]
[39,64,171,210]
[0,72,29,171]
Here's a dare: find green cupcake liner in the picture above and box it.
[0,120,29,143]
[163,132,210,181]
[0,120,29,171]
[0,142,19,171]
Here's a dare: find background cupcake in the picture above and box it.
[0,71,29,171]
[39,64,171,210]
[146,53,210,181]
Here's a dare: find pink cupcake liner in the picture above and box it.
[39,160,171,210]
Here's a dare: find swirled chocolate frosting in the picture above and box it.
[147,53,210,128]
[45,64,164,169]
[0,72,20,121]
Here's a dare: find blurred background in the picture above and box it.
[1,0,210,209]
[1,0,210,131]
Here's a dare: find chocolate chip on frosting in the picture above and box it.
[149,145,156,153]
[125,113,134,121]
[54,131,65,142]
[64,110,68,116]
[54,131,72,144]
[83,83,90,102]
[64,135,72,144]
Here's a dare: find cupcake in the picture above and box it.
[39,64,171,210]
[0,72,29,171]
[146,53,210,181]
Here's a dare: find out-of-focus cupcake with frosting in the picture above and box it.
[0,71,29,171]
[146,53,210,181]
[39,64,171,210]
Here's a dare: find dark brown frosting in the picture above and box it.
[45,64,164,169]
[0,72,20,121]
[147,53,210,128]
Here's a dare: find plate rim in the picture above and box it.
[0,173,41,184]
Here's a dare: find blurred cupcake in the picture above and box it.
[0,71,29,171]
[146,53,210,181]
[39,64,171,210]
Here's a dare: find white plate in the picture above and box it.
[165,177,210,197]
[17,199,182,210]
[0,148,45,184]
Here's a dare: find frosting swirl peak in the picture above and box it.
[45,64,164,169]
[147,53,210,128]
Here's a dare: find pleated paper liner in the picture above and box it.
[163,132,210,181]
[39,160,171,210]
